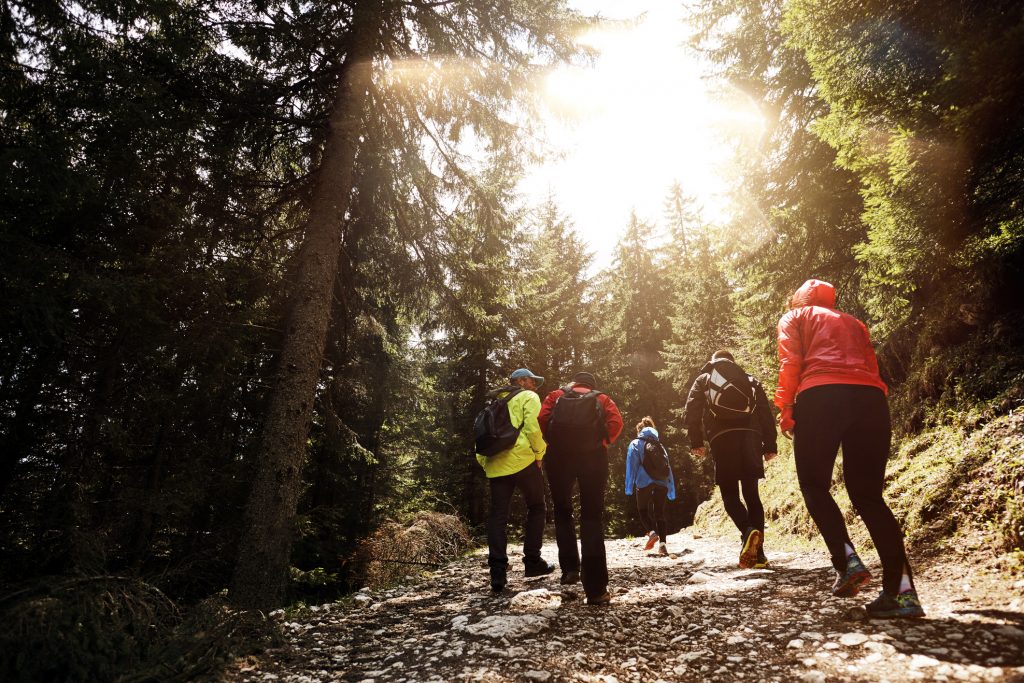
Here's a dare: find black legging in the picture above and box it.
[719,478,764,537]
[636,484,668,542]
[794,384,913,595]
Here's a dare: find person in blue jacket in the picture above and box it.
[625,417,676,556]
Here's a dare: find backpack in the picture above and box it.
[473,387,524,457]
[639,437,670,480]
[703,359,756,420]
[546,386,606,449]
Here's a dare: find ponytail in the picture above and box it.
[635,416,656,434]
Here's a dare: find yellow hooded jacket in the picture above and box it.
[476,388,546,478]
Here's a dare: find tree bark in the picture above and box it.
[229,18,376,610]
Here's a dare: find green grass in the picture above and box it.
[693,411,1024,574]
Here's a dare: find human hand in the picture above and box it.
[764,452,778,462]
[536,460,543,469]
[692,446,706,457]
[779,405,795,439]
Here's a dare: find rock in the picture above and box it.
[838,633,869,647]
[799,632,823,641]
[910,654,940,669]
[727,635,747,644]
[509,588,560,613]
[994,625,1024,640]
[523,671,551,682]
[787,639,805,649]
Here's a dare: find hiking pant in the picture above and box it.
[636,483,669,544]
[794,384,913,595]
[711,430,765,537]
[718,478,764,539]
[545,446,609,599]
[487,462,546,570]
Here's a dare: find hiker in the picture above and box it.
[624,416,676,556]
[475,368,555,592]
[539,371,624,605]
[685,350,777,569]
[777,279,924,618]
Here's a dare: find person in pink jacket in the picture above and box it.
[776,279,924,618]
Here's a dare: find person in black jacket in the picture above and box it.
[685,350,777,568]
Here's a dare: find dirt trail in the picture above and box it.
[225,532,1024,682]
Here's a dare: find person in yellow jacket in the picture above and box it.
[477,368,555,591]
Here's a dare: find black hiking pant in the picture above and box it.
[487,462,546,570]
[636,484,668,544]
[711,430,765,538]
[719,478,764,540]
[545,445,609,599]
[794,384,913,594]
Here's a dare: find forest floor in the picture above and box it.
[222,532,1024,683]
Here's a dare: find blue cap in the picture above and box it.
[510,368,544,386]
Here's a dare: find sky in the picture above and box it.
[518,0,765,270]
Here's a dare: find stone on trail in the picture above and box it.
[787,639,805,649]
[509,588,561,613]
[838,633,869,647]
[523,671,552,682]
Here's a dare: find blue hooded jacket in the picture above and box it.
[625,427,676,500]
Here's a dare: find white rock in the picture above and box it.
[727,635,747,644]
[910,654,940,669]
[787,639,805,649]
[454,614,549,639]
[523,671,551,682]
[839,633,869,647]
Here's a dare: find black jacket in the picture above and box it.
[684,360,777,453]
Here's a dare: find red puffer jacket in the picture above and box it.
[775,279,887,409]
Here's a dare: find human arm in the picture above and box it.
[518,391,546,463]
[667,457,677,501]
[753,378,778,455]
[537,389,560,439]
[600,394,624,445]
[684,375,707,449]
[624,439,640,495]
[775,310,804,410]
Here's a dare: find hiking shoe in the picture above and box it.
[524,559,556,577]
[866,589,925,619]
[586,591,612,606]
[560,570,580,585]
[490,565,507,592]
[738,528,762,569]
[753,549,770,569]
[658,542,669,556]
[832,553,872,597]
[643,531,659,551]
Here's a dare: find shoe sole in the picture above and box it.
[867,606,925,619]
[833,569,872,598]
[644,536,659,551]
[738,530,762,569]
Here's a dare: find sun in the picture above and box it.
[519,1,766,270]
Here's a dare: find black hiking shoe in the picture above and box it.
[586,591,611,606]
[754,548,769,568]
[560,570,580,585]
[490,565,507,592]
[524,559,556,577]
[832,553,871,597]
[866,589,925,618]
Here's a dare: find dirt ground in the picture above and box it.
[223,531,1024,682]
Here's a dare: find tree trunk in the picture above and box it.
[229,21,376,610]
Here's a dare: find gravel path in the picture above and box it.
[224,532,1024,682]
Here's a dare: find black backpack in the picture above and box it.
[473,387,524,457]
[703,359,756,420]
[546,386,606,449]
[639,437,671,480]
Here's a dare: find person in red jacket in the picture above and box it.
[539,371,624,605]
[776,279,924,618]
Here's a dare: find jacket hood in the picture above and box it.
[637,426,660,441]
[790,279,836,309]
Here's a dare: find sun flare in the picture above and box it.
[521,1,766,269]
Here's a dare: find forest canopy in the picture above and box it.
[1,0,1022,642]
